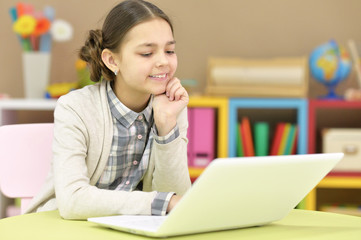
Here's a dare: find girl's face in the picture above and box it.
[114,18,177,99]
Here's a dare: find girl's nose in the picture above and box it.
[156,52,169,68]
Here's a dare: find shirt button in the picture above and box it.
[133,160,138,165]
[137,134,143,140]
[125,180,130,185]
[138,115,143,120]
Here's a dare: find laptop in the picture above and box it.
[88,153,343,237]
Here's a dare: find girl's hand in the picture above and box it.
[153,77,189,136]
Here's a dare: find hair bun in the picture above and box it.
[79,29,113,82]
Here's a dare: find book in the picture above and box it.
[236,122,244,157]
[270,122,286,155]
[187,108,194,167]
[284,124,297,155]
[347,39,361,88]
[291,127,298,154]
[278,123,291,155]
[240,121,249,156]
[241,117,254,156]
[254,122,269,156]
[192,108,215,167]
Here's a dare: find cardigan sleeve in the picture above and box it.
[149,107,192,196]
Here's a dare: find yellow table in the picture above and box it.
[0,210,361,239]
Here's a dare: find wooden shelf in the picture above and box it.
[318,176,361,189]
[228,98,308,157]
[308,99,361,154]
[187,96,228,180]
[188,167,205,180]
[0,99,57,126]
[0,99,57,110]
[306,99,361,212]
[188,96,228,159]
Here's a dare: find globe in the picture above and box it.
[309,40,352,99]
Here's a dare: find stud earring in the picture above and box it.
[114,70,118,76]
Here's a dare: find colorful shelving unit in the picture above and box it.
[228,98,308,157]
[306,99,361,212]
[187,96,228,179]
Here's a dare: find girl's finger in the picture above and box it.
[166,77,180,97]
[173,86,188,101]
[168,84,181,101]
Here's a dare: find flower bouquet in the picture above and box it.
[10,2,73,52]
[9,2,73,98]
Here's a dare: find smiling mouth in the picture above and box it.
[149,73,167,78]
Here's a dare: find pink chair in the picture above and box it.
[0,123,53,215]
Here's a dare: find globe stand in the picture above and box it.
[319,83,343,100]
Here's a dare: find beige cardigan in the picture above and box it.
[25,81,191,220]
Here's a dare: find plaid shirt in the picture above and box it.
[96,81,178,215]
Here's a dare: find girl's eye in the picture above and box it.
[166,50,175,55]
[140,53,152,57]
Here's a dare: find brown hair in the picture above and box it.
[79,0,173,82]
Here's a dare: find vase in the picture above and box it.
[22,52,51,98]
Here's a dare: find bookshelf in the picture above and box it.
[228,98,308,157]
[306,99,361,214]
[187,96,228,179]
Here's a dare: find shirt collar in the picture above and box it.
[107,81,153,128]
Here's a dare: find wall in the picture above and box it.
[1,0,361,99]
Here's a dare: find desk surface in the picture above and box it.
[0,209,361,239]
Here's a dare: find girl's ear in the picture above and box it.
[101,49,119,73]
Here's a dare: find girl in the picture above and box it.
[25,0,191,219]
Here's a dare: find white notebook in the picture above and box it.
[88,153,343,237]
